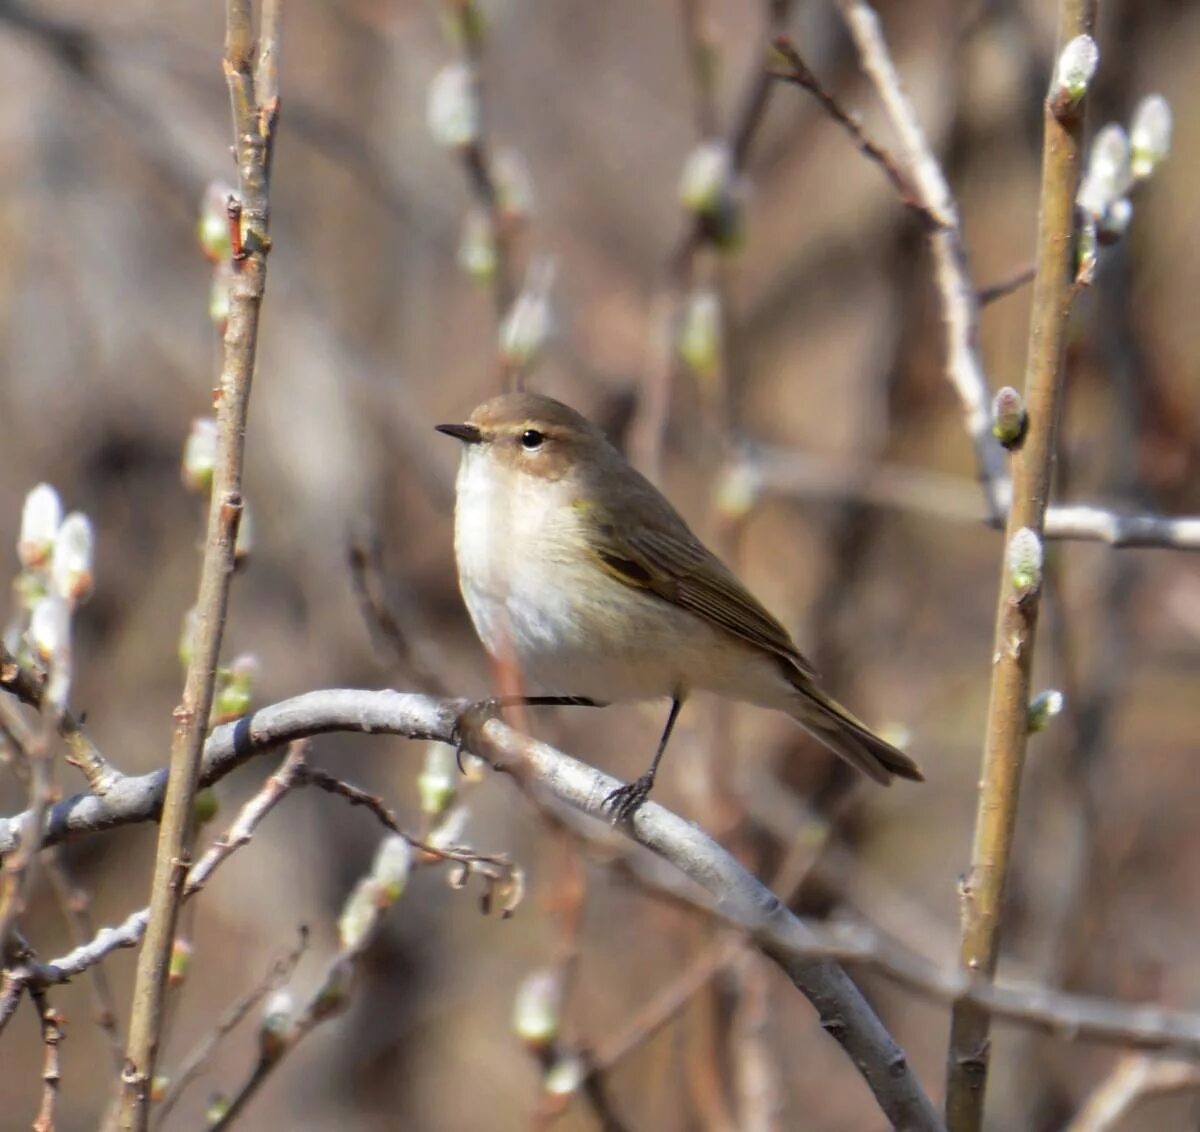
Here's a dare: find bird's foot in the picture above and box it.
[450,698,503,772]
[603,773,656,824]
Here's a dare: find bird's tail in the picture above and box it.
[787,684,923,785]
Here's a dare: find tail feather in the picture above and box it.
[789,686,923,785]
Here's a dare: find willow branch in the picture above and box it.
[944,3,1096,1130]
[112,2,281,1126]
[835,0,1008,523]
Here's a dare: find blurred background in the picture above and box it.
[1,0,1199,1128]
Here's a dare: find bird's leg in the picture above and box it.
[604,695,684,823]
[452,696,606,771]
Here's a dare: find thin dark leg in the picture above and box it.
[502,696,604,709]
[604,695,684,823]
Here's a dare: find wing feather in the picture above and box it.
[587,515,817,680]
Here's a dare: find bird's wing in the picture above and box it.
[586,516,818,681]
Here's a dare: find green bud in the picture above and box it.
[679,140,732,216]
[713,459,761,520]
[212,653,260,724]
[678,288,721,383]
[991,387,1027,449]
[493,148,535,221]
[168,937,193,987]
[1078,124,1132,220]
[371,835,412,902]
[182,418,218,493]
[499,260,555,373]
[427,63,479,149]
[259,989,295,1065]
[1130,94,1171,181]
[28,595,70,664]
[543,1052,586,1097]
[193,788,220,827]
[51,512,94,606]
[13,570,47,613]
[418,744,457,817]
[150,1076,170,1103]
[513,969,562,1049]
[1051,34,1098,107]
[197,181,236,263]
[1028,689,1065,734]
[458,208,496,282]
[1006,527,1043,598]
[337,879,381,953]
[205,1095,231,1124]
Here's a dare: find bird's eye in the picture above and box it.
[520,429,545,451]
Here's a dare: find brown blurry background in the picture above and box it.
[1,0,1199,1129]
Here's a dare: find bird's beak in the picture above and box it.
[435,422,483,444]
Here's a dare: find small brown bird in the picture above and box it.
[437,393,922,818]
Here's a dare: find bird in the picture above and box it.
[436,392,922,819]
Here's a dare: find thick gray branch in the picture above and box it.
[0,688,942,1131]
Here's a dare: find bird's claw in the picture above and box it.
[603,773,655,824]
[451,697,502,773]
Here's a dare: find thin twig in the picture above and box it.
[680,0,719,136]
[628,0,797,482]
[591,937,740,1072]
[207,833,413,1130]
[154,927,308,1123]
[0,647,66,952]
[113,3,281,1125]
[769,34,943,230]
[440,0,519,367]
[977,262,1036,307]
[0,642,120,795]
[1064,1056,1200,1132]
[0,742,512,1037]
[44,847,123,1067]
[836,0,1008,524]
[944,3,1096,1130]
[30,984,65,1132]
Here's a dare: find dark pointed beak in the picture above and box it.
[435,422,482,444]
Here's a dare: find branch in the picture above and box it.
[769,34,942,230]
[0,689,939,1130]
[833,0,1008,524]
[628,0,797,482]
[443,0,519,349]
[113,2,282,1126]
[155,929,308,1123]
[29,985,64,1132]
[10,692,1200,1113]
[741,447,1200,550]
[944,3,1096,1129]
[1065,1056,1200,1132]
